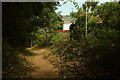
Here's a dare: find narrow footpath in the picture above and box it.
[27,47,59,78]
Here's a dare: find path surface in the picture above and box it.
[27,48,59,78]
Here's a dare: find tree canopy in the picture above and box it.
[2,2,62,47]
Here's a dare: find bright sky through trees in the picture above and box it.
[55,0,118,15]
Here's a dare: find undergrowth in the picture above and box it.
[2,40,35,78]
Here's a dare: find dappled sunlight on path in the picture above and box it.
[27,47,59,78]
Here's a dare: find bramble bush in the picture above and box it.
[76,2,120,79]
[58,2,120,79]
[78,27,120,79]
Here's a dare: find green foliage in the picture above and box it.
[31,28,45,36]
[95,2,120,30]
[75,2,120,79]
[52,20,64,30]
[2,2,60,47]
[50,2,120,79]
[3,1,120,79]
[50,33,70,54]
[2,40,34,78]
[33,33,54,48]
[78,28,120,79]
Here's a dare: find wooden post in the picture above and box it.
[85,1,87,37]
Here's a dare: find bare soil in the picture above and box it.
[27,47,59,78]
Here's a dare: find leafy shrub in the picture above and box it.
[66,2,120,79]
[50,33,70,54]
[34,33,55,48]
[2,39,34,78]
[78,23,120,79]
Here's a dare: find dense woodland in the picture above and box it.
[2,2,120,79]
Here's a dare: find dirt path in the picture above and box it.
[27,47,59,78]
